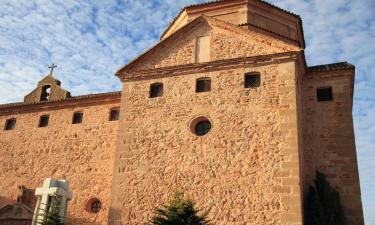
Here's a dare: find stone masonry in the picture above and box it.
[0,91,120,225]
[0,0,364,225]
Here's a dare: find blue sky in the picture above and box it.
[0,0,374,223]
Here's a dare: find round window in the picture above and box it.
[190,116,212,136]
[86,198,102,213]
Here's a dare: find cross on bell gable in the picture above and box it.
[48,63,57,76]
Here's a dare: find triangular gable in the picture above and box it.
[24,75,71,103]
[0,203,34,220]
[116,15,300,76]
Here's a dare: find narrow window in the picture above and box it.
[40,85,51,101]
[4,118,16,131]
[196,77,211,93]
[72,112,83,124]
[150,83,163,98]
[195,36,210,63]
[244,73,260,88]
[38,115,49,127]
[317,87,333,101]
[109,108,120,121]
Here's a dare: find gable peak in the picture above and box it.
[161,0,305,48]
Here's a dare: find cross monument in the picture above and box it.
[31,178,72,225]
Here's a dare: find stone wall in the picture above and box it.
[110,61,303,225]
[302,70,364,225]
[0,100,120,225]
[130,18,299,71]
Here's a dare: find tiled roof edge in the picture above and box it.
[307,62,355,72]
[238,22,299,44]
[0,91,121,110]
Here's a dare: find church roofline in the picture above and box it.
[160,0,305,48]
[307,62,355,73]
[116,15,301,78]
[238,22,301,46]
[0,91,121,115]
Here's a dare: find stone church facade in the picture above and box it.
[0,1,364,225]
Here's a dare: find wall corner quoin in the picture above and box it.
[276,60,304,225]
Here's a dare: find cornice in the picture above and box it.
[118,51,301,81]
[0,91,121,116]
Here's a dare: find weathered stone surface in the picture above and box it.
[0,0,364,225]
[110,62,303,225]
[126,17,299,72]
[24,75,70,103]
[0,101,120,225]
[302,70,364,225]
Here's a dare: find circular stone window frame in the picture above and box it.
[85,197,102,214]
[189,115,213,137]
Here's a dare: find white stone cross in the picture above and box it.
[32,178,73,225]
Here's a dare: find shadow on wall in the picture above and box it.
[107,207,122,225]
[0,196,15,208]
[67,216,102,225]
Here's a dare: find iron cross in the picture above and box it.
[48,63,57,75]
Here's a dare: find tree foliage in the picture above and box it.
[151,192,212,225]
[305,170,346,225]
[40,197,64,225]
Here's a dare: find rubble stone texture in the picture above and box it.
[0,0,364,225]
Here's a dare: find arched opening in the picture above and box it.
[40,85,51,101]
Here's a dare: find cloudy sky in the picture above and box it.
[0,0,374,223]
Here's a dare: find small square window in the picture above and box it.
[4,118,16,131]
[150,83,163,98]
[244,73,260,88]
[39,115,49,127]
[109,108,120,121]
[72,112,83,124]
[196,78,211,93]
[317,87,333,101]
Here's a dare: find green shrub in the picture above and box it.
[151,192,212,225]
[39,197,64,225]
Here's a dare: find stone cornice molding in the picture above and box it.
[0,92,121,116]
[118,51,302,81]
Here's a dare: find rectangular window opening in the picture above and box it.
[317,87,333,101]
[244,73,261,88]
[39,115,49,127]
[4,118,16,131]
[196,78,211,93]
[109,108,120,121]
[72,112,83,124]
[150,83,163,98]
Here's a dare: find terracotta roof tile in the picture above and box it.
[307,62,354,72]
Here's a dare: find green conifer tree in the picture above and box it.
[151,192,212,225]
[305,170,346,225]
[39,197,64,225]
